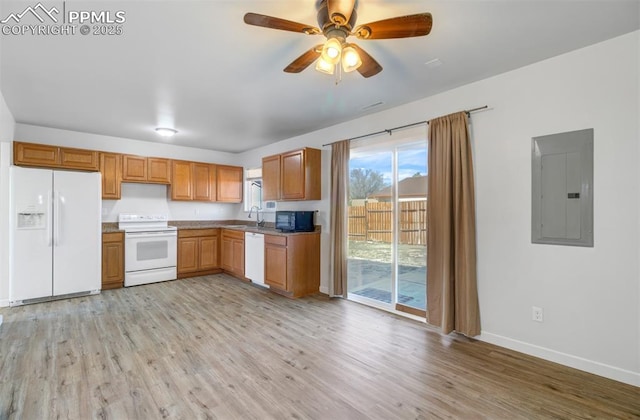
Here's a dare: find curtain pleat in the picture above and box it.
[427,112,481,336]
[330,140,350,297]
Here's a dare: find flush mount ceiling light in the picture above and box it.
[155,127,178,138]
[244,0,433,79]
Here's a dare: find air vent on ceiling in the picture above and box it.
[361,101,384,111]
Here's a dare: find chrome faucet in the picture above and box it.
[248,206,265,227]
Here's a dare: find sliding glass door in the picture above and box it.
[347,130,427,316]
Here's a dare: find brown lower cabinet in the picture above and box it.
[221,229,245,278]
[102,232,124,290]
[264,233,320,298]
[178,229,221,278]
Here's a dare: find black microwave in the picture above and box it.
[275,211,315,232]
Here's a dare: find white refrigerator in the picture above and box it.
[10,166,101,305]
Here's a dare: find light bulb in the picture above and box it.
[321,38,342,65]
[341,45,362,73]
[315,57,335,75]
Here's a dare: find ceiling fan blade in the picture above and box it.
[284,45,323,73]
[244,13,321,35]
[327,0,355,26]
[351,44,382,78]
[354,13,433,40]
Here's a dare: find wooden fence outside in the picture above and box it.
[348,201,427,245]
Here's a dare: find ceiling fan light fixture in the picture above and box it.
[321,38,342,64]
[341,45,362,72]
[315,57,335,75]
[155,127,178,137]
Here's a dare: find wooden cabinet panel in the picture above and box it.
[60,147,99,170]
[281,150,305,200]
[177,229,221,279]
[178,237,199,274]
[14,142,59,167]
[262,148,321,201]
[193,163,214,201]
[171,161,216,202]
[262,154,281,201]
[102,232,124,290]
[100,153,122,200]
[148,158,171,184]
[123,155,171,184]
[122,155,147,181]
[217,165,243,203]
[171,160,193,200]
[199,236,219,270]
[221,229,244,277]
[265,243,287,290]
[264,233,320,298]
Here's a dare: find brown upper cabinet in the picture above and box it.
[262,147,321,201]
[122,155,171,184]
[171,160,217,202]
[216,165,243,203]
[14,141,99,171]
[100,152,122,200]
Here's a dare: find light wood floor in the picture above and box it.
[0,274,638,419]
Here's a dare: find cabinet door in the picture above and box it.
[217,165,243,203]
[265,244,287,290]
[122,155,147,181]
[148,158,171,183]
[178,237,199,274]
[232,238,245,277]
[281,149,305,200]
[100,153,122,200]
[102,232,124,289]
[262,154,281,201]
[199,236,219,270]
[60,147,99,170]
[193,163,213,201]
[14,142,60,167]
[209,164,217,202]
[171,160,193,200]
[221,236,234,272]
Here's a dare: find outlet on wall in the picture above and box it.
[532,306,544,322]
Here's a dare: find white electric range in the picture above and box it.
[118,214,177,287]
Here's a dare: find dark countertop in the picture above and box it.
[102,221,320,236]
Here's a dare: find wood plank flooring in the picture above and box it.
[0,274,638,419]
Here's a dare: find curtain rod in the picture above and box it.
[322,105,489,147]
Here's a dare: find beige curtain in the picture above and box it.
[330,140,350,297]
[427,112,480,336]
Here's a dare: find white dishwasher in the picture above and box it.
[244,232,267,287]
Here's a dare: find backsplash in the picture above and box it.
[101,183,240,222]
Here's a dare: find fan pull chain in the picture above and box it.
[335,63,342,85]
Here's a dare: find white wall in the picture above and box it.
[236,31,640,386]
[14,124,242,222]
[0,90,16,307]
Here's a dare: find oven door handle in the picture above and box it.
[125,231,177,238]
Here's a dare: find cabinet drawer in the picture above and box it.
[265,234,287,247]
[178,228,219,238]
[222,229,244,240]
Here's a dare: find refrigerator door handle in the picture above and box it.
[47,190,53,247]
[54,191,61,246]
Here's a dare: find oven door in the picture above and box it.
[125,230,177,272]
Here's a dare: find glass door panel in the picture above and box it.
[347,150,394,307]
[395,143,427,314]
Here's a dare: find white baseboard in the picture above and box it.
[0,298,9,308]
[479,331,640,387]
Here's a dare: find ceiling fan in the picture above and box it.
[243,0,433,78]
